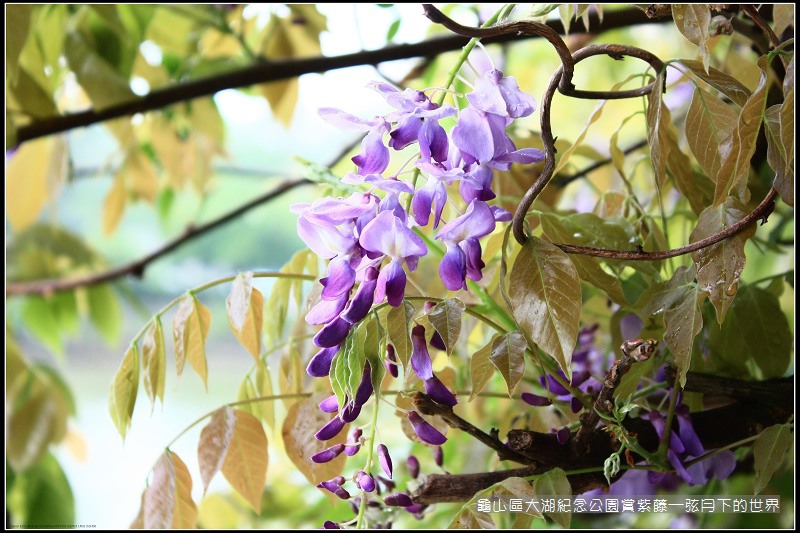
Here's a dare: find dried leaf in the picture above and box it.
[773,5,794,37]
[173,294,212,388]
[282,393,348,487]
[144,451,197,529]
[428,298,465,355]
[198,407,234,493]
[753,424,792,494]
[469,335,498,401]
[673,5,711,72]
[494,476,538,528]
[489,332,527,396]
[449,508,495,529]
[386,300,415,369]
[125,150,159,203]
[686,87,737,179]
[675,60,751,107]
[713,57,768,205]
[509,237,581,379]
[141,318,166,408]
[226,272,264,360]
[109,343,139,439]
[690,197,755,323]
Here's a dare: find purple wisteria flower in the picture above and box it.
[377,444,393,478]
[408,411,447,445]
[435,200,496,290]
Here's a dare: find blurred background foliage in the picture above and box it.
[5,4,794,528]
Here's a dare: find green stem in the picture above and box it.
[165,392,312,449]
[657,373,682,458]
[130,271,315,345]
[357,399,382,529]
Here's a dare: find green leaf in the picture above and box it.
[646,69,669,187]
[330,327,367,409]
[708,285,792,378]
[6,4,33,83]
[428,298,465,355]
[144,451,197,528]
[690,197,755,323]
[663,283,703,388]
[226,272,264,361]
[509,237,581,379]
[493,476,540,527]
[8,66,59,119]
[672,5,711,72]
[7,452,75,527]
[753,424,792,494]
[237,362,275,429]
[686,87,737,179]
[88,283,123,346]
[364,314,386,396]
[713,57,768,205]
[64,25,136,110]
[539,213,627,305]
[109,342,139,439]
[489,333,527,396]
[386,18,401,41]
[765,94,794,207]
[173,294,212,389]
[141,318,167,409]
[386,300,415,370]
[21,296,63,356]
[7,368,69,471]
[448,507,495,529]
[469,335,498,401]
[636,265,695,316]
[532,468,571,528]
[675,60,751,107]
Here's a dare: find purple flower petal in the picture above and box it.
[306,346,340,377]
[406,455,420,479]
[360,211,427,263]
[408,411,447,445]
[352,127,390,175]
[430,331,446,351]
[344,427,363,456]
[318,394,340,413]
[556,426,571,445]
[410,325,433,380]
[385,344,399,378]
[311,443,345,464]
[433,446,444,467]
[686,450,736,485]
[313,317,352,348]
[676,405,705,457]
[341,266,379,324]
[375,260,407,307]
[439,245,467,291]
[296,217,354,259]
[315,416,346,441]
[354,362,374,407]
[384,493,414,507]
[377,444,393,478]
[667,449,694,484]
[462,238,485,282]
[306,294,349,326]
[356,471,376,492]
[322,520,341,529]
[424,376,458,406]
[649,410,685,454]
[521,392,552,406]
[321,256,356,300]
[340,401,363,423]
[467,69,536,118]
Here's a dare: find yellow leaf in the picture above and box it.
[259,77,299,128]
[125,150,159,203]
[102,173,127,235]
[282,393,348,487]
[144,450,197,529]
[226,272,264,360]
[7,368,69,470]
[173,294,211,388]
[469,335,497,402]
[222,409,269,512]
[7,136,67,231]
[141,318,167,408]
[108,343,139,439]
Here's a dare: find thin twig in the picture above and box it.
[6,178,310,296]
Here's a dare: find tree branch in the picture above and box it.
[6,178,310,297]
[14,8,663,145]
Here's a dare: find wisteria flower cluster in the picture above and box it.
[292,70,543,510]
